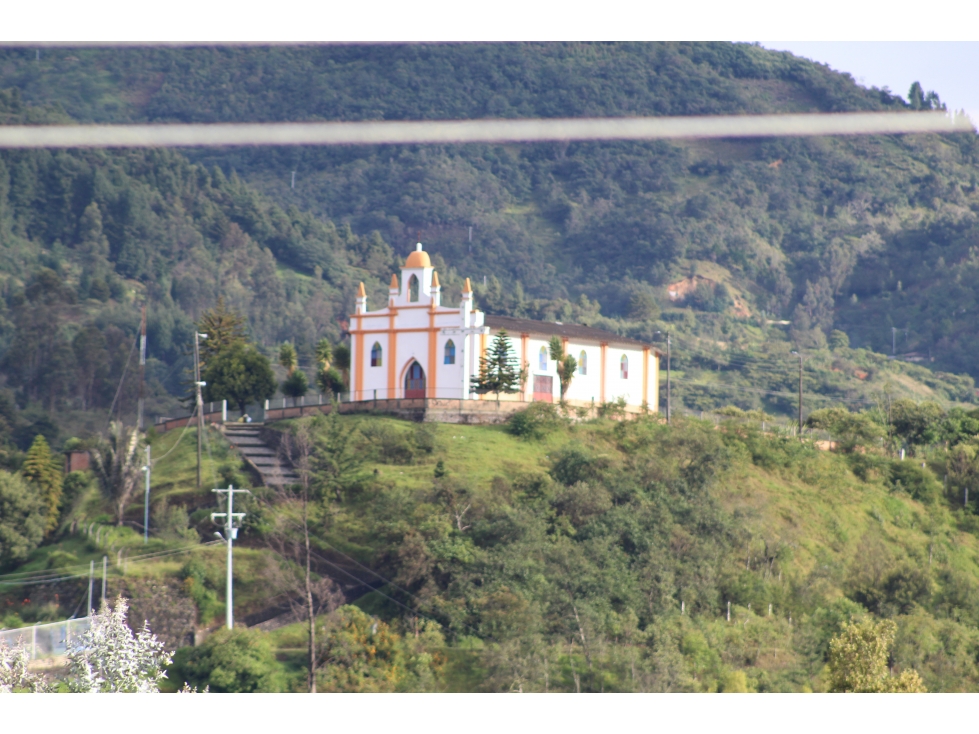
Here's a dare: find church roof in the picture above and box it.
[484,315,661,354]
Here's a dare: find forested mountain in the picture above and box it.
[0,42,977,448]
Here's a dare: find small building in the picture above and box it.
[347,243,659,413]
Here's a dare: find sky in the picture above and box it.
[760,42,979,122]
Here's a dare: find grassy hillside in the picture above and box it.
[5,406,979,691]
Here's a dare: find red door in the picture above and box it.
[404,362,426,398]
[533,375,553,403]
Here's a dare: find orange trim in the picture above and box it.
[354,315,364,401]
[427,308,437,398]
[387,312,397,399]
[644,347,651,402]
[600,342,608,403]
[349,326,444,336]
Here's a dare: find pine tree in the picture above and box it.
[197,297,248,370]
[472,329,523,403]
[21,434,62,534]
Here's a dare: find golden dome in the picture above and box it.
[405,243,431,269]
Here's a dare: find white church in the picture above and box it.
[348,244,660,413]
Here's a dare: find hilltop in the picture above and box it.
[0,44,977,445]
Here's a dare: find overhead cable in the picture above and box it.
[0,111,971,150]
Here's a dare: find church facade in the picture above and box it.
[348,244,660,412]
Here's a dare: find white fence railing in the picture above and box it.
[0,617,90,659]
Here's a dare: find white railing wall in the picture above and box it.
[0,617,91,659]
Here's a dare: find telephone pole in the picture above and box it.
[211,485,250,630]
[666,332,671,425]
[792,351,804,439]
[194,332,208,489]
[138,306,146,431]
[142,445,151,544]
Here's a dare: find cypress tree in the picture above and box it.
[22,434,63,534]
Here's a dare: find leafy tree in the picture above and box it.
[805,407,885,453]
[168,627,279,692]
[890,400,945,451]
[279,342,298,376]
[317,366,345,396]
[314,338,332,371]
[197,297,248,369]
[312,407,363,502]
[828,618,926,692]
[317,605,445,692]
[20,434,63,534]
[0,470,45,567]
[202,343,276,414]
[89,422,144,526]
[547,336,578,401]
[332,344,351,387]
[282,369,309,398]
[828,329,850,351]
[472,329,523,403]
[66,596,173,693]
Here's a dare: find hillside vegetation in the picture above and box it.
[7,407,979,691]
[0,44,977,446]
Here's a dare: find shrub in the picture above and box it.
[888,461,942,504]
[507,402,562,439]
[360,422,417,464]
[168,627,279,692]
[281,369,309,398]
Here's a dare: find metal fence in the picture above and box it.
[675,407,833,442]
[0,617,90,659]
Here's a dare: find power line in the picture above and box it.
[0,539,221,585]
[0,112,970,150]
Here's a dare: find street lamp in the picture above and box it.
[194,332,208,489]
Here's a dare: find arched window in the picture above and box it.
[539,345,548,371]
[444,340,456,365]
[408,274,419,302]
[620,354,629,379]
[371,342,383,367]
[579,350,588,376]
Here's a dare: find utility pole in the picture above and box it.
[87,560,94,616]
[797,352,804,438]
[666,332,671,425]
[194,332,208,489]
[138,305,146,431]
[142,445,151,544]
[892,326,897,356]
[211,485,250,630]
[101,556,107,607]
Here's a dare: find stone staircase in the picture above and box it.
[223,423,299,487]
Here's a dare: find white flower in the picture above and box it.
[65,596,173,693]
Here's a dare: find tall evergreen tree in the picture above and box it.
[21,434,62,534]
[196,297,248,370]
[472,329,523,403]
